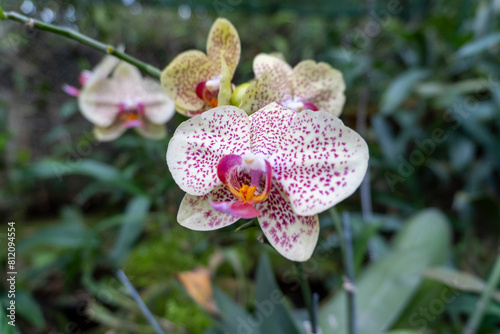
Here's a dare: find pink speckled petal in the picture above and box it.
[251,104,369,216]
[239,72,282,114]
[210,200,261,219]
[166,106,252,196]
[206,18,241,78]
[140,78,175,124]
[161,50,217,114]
[178,185,240,230]
[135,121,167,140]
[253,53,293,99]
[292,60,346,116]
[257,180,319,262]
[94,122,127,142]
[78,80,120,127]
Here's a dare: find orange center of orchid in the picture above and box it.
[227,183,269,204]
[118,102,145,128]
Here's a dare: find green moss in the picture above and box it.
[165,289,213,333]
[124,225,214,286]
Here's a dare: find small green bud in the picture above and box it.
[0,6,6,20]
[230,82,250,107]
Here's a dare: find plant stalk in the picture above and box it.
[295,262,317,333]
[1,10,162,79]
[342,212,358,334]
[463,253,500,334]
[116,269,165,334]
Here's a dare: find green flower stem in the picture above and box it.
[330,208,358,334]
[116,269,165,334]
[295,262,317,333]
[464,253,500,334]
[1,10,162,79]
[342,212,358,334]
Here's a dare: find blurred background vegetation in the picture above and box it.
[0,0,499,333]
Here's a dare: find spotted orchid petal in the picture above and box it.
[135,122,167,139]
[291,60,346,116]
[85,53,121,87]
[78,79,120,127]
[161,18,240,115]
[161,50,215,114]
[258,180,319,262]
[206,18,241,78]
[139,78,176,124]
[178,185,240,230]
[250,103,369,216]
[166,106,252,196]
[94,121,127,142]
[239,72,282,114]
[253,54,293,98]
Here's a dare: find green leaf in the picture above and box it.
[16,291,45,330]
[255,252,304,334]
[0,6,5,20]
[390,278,450,330]
[318,209,451,334]
[380,69,429,115]
[0,305,19,334]
[110,196,151,266]
[455,32,500,58]
[28,159,144,195]
[213,287,259,334]
[422,267,500,302]
[18,221,97,252]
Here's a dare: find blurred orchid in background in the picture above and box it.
[166,102,368,261]
[239,54,345,116]
[64,55,175,141]
[161,18,241,116]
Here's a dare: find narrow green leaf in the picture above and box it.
[455,32,500,58]
[380,69,429,115]
[213,287,259,334]
[255,252,304,334]
[28,159,144,195]
[16,291,45,330]
[318,209,451,334]
[110,196,151,266]
[0,6,6,20]
[422,267,500,302]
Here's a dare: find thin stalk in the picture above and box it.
[295,262,317,333]
[1,10,162,79]
[357,0,376,262]
[463,254,500,334]
[116,269,165,334]
[342,212,358,334]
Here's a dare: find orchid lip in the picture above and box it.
[118,102,145,127]
[281,97,318,112]
[210,154,273,218]
[196,79,220,108]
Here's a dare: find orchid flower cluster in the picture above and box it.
[66,18,369,261]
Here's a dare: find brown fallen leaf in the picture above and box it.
[175,267,220,317]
